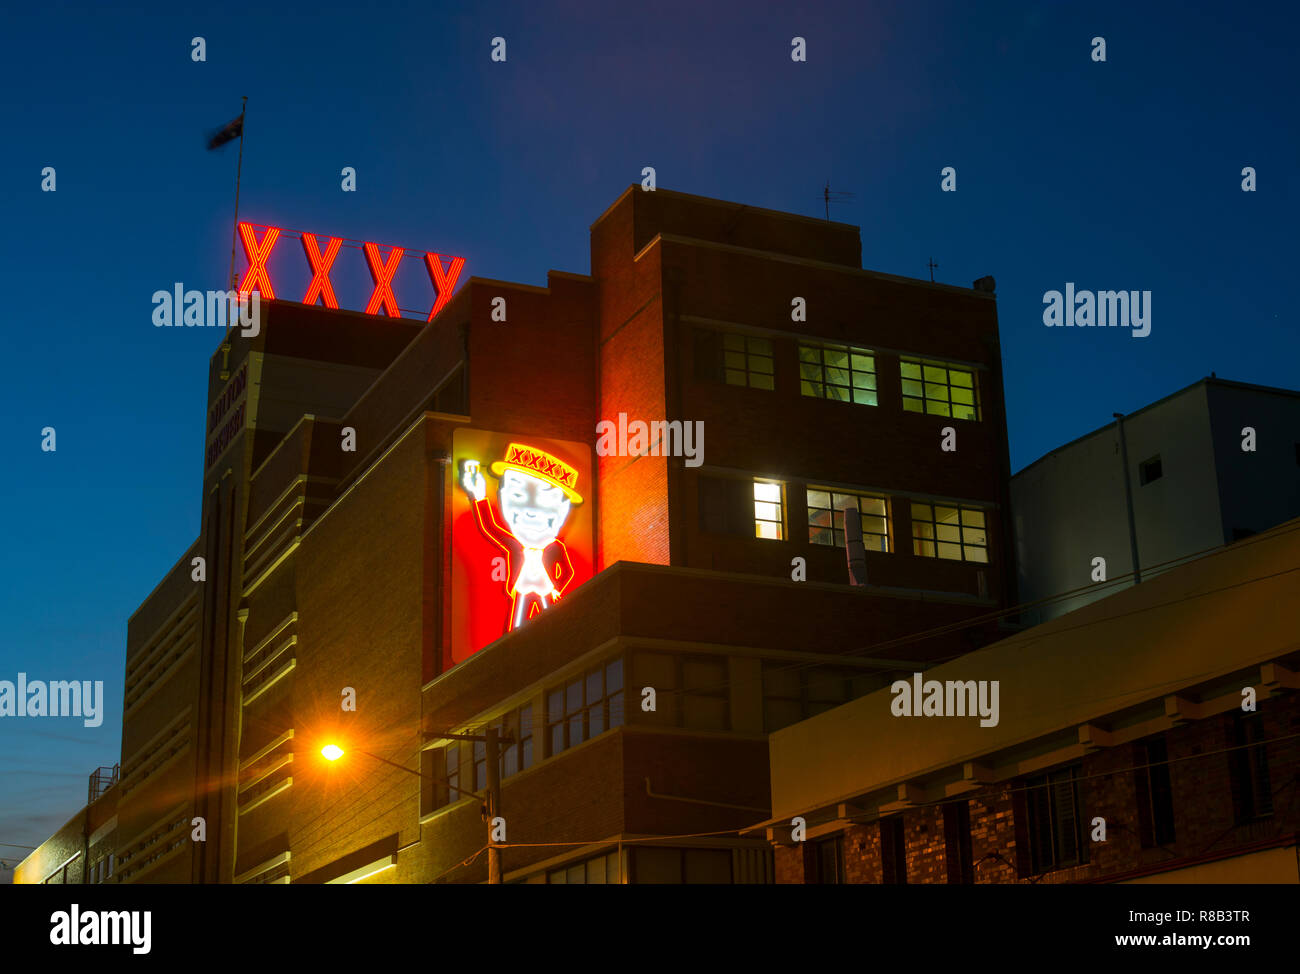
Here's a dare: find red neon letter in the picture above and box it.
[363,242,405,317]
[237,223,280,300]
[301,234,343,309]
[424,254,466,321]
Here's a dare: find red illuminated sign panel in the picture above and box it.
[236,222,465,322]
[449,430,593,668]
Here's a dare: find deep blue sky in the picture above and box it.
[1,0,1296,870]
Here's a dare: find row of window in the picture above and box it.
[702,476,991,564]
[699,330,982,422]
[544,847,735,884]
[426,655,880,813]
[813,714,1274,882]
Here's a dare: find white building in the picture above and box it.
[1011,377,1300,623]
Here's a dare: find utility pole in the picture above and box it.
[485,726,502,884]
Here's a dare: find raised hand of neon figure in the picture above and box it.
[461,457,577,632]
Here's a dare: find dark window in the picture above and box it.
[880,817,907,884]
[629,847,732,884]
[943,801,975,884]
[1230,713,1273,823]
[761,663,876,732]
[698,475,752,537]
[1023,766,1088,874]
[1134,736,1176,847]
[693,329,773,389]
[813,835,844,884]
[545,658,624,757]
[1138,455,1163,485]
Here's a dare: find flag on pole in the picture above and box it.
[207,113,244,150]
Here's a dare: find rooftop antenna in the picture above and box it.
[927,258,939,283]
[821,181,855,220]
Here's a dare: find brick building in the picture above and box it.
[755,517,1300,884]
[19,186,1015,884]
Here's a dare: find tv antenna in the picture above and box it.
[927,257,939,283]
[821,181,855,220]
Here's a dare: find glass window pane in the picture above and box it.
[966,546,989,563]
[567,863,586,884]
[850,354,874,371]
[799,345,821,362]
[951,387,974,405]
[551,724,563,755]
[936,524,960,542]
[549,869,566,884]
[800,362,823,381]
[954,404,976,420]
[756,521,782,540]
[567,680,583,714]
[568,713,584,746]
[751,374,774,390]
[826,367,850,386]
[915,539,935,557]
[588,704,605,737]
[807,489,831,509]
[724,350,745,369]
[751,338,772,355]
[587,857,607,884]
[586,669,603,704]
[609,691,624,727]
[810,527,834,545]
[606,658,623,693]
[723,334,743,350]
[724,370,746,386]
[903,398,924,413]
[901,379,923,397]
[863,515,887,535]
[862,497,886,516]
[962,527,987,545]
[926,400,951,416]
[754,481,780,502]
[938,542,962,560]
[754,501,780,521]
[923,365,947,382]
[950,370,973,387]
[935,506,958,524]
[911,503,932,521]
[900,361,922,379]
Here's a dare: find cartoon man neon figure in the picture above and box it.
[461,443,582,632]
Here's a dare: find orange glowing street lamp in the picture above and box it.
[316,732,511,883]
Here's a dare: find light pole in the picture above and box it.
[321,728,511,883]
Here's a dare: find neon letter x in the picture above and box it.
[302,234,343,309]
[238,223,280,299]
[363,242,405,317]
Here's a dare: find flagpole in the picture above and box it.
[220,96,247,378]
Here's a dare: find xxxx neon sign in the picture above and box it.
[237,222,466,321]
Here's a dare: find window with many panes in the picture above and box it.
[546,658,624,756]
[547,849,624,884]
[632,653,730,730]
[762,663,878,732]
[432,743,462,810]
[753,480,784,540]
[900,357,980,420]
[799,342,877,405]
[473,705,535,792]
[807,489,888,550]
[911,503,988,562]
[695,329,774,390]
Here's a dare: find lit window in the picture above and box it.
[799,342,877,405]
[753,481,784,540]
[900,357,980,420]
[911,503,988,562]
[807,489,888,550]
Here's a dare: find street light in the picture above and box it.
[316,732,510,883]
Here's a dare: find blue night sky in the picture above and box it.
[0,0,1296,868]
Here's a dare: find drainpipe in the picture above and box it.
[1112,413,1142,584]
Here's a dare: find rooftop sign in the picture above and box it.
[237,222,466,321]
